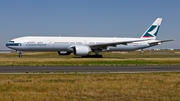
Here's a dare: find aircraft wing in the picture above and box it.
[89,39,149,49]
[148,39,174,45]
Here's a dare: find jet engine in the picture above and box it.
[72,45,91,56]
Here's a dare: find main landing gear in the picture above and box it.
[81,50,103,58]
[81,55,103,58]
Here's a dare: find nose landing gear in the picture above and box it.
[17,51,22,57]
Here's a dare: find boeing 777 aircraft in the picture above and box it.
[6,18,173,57]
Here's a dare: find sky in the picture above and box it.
[0,0,180,49]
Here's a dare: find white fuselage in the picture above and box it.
[6,36,153,52]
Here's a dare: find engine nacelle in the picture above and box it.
[72,45,91,56]
[57,51,72,55]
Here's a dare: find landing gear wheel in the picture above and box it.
[81,55,102,58]
[18,54,22,57]
[17,51,22,58]
[92,55,102,58]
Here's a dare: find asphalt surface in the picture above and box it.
[0,66,180,73]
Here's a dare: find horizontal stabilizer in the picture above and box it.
[148,39,174,45]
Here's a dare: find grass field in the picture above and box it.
[0,73,180,101]
[0,50,180,66]
[0,51,180,100]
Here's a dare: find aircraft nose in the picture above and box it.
[6,43,10,47]
[6,43,13,48]
[6,42,20,48]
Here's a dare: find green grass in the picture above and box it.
[0,50,180,100]
[0,50,180,66]
[0,73,180,101]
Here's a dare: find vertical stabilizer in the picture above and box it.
[141,18,162,39]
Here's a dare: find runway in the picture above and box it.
[0,66,180,73]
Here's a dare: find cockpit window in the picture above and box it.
[8,41,14,43]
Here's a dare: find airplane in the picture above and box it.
[6,18,173,58]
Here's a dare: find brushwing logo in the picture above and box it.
[148,25,158,36]
[143,25,159,38]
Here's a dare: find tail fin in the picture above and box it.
[141,18,162,39]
